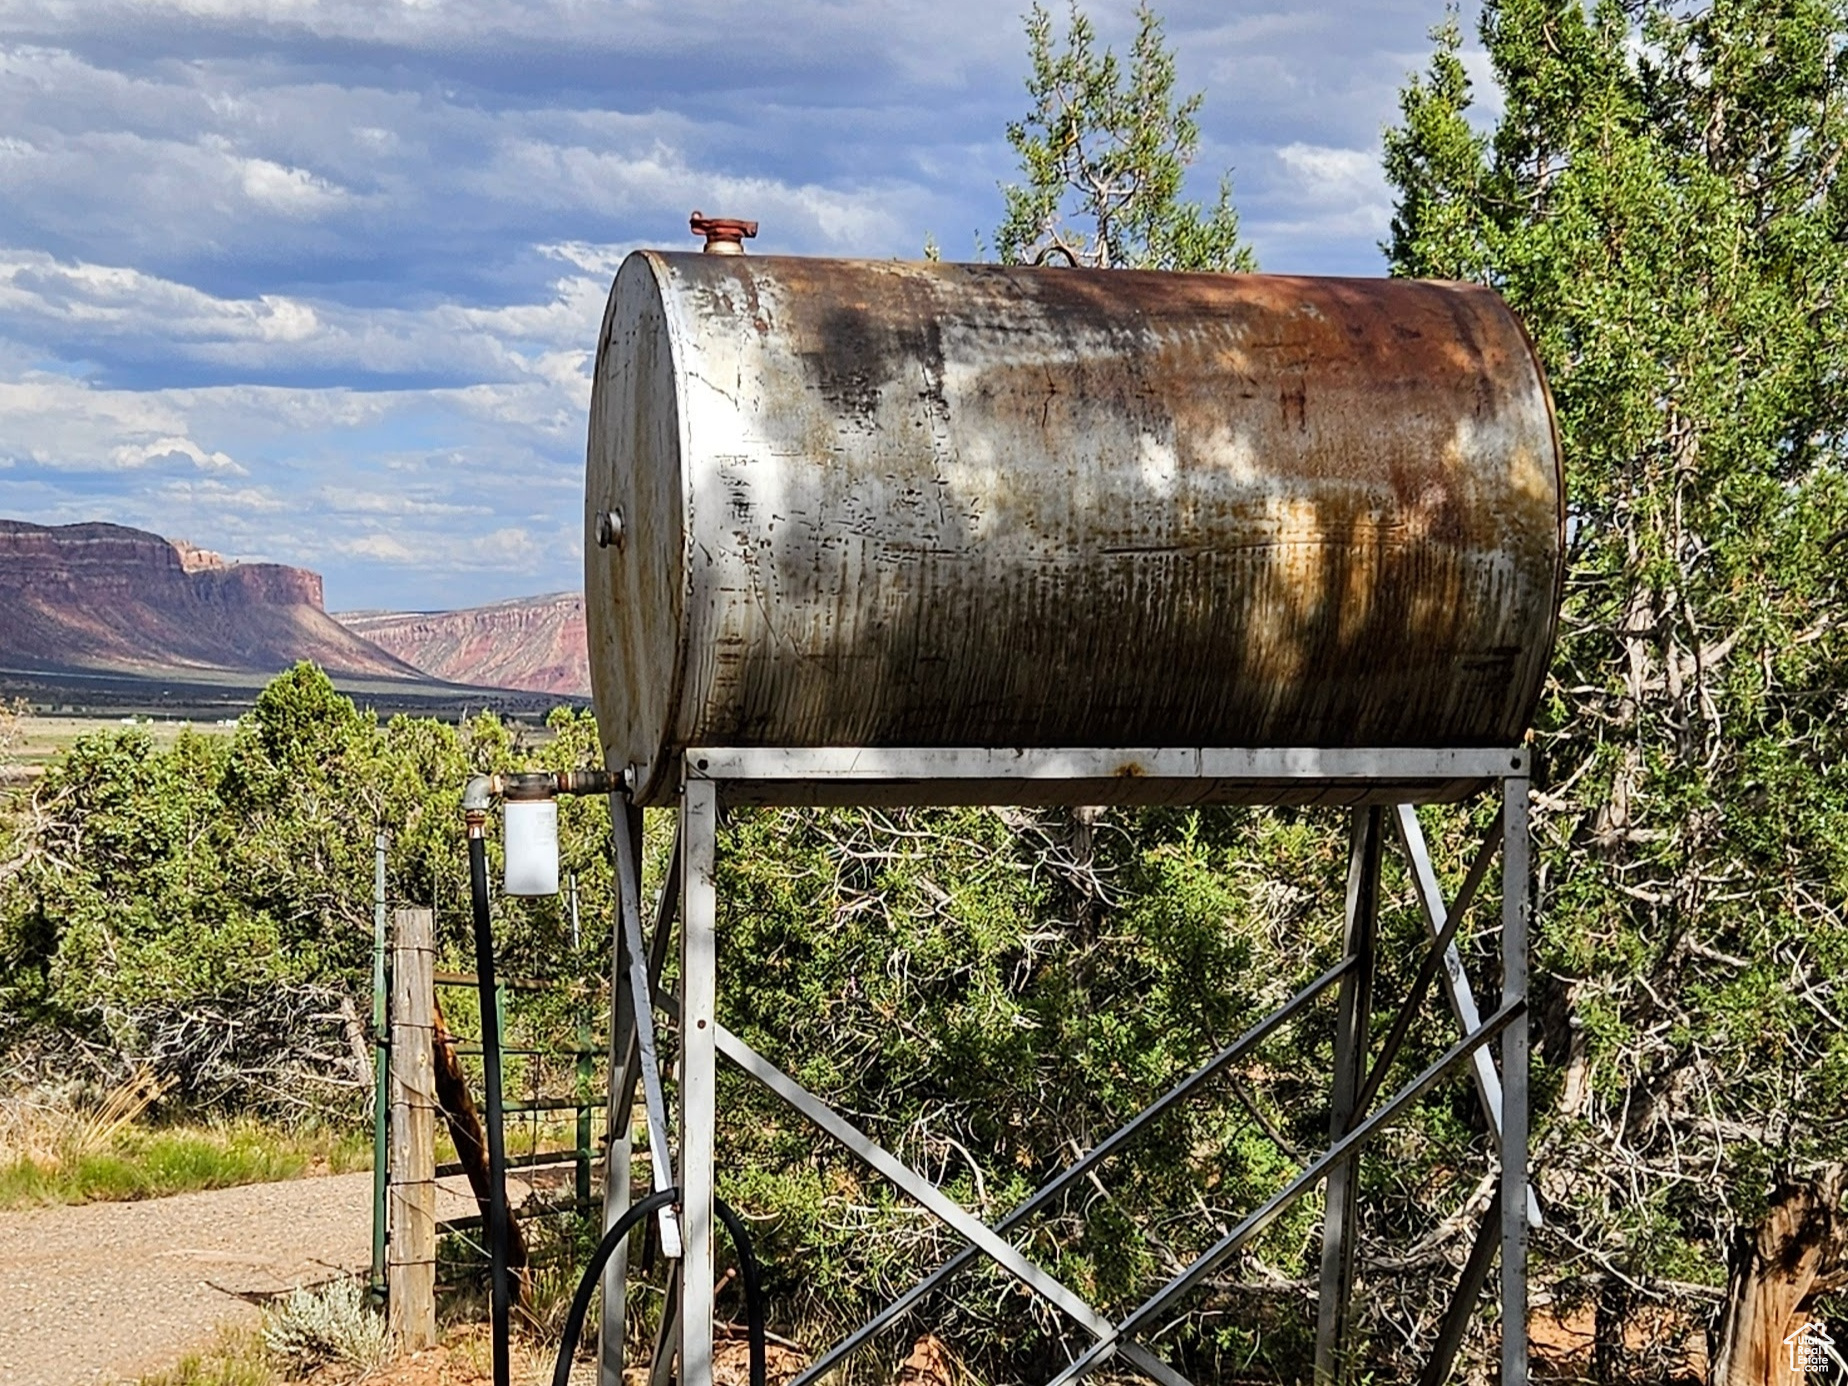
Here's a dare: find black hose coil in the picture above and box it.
[550,1187,768,1386]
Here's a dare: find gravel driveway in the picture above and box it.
[0,1172,484,1386]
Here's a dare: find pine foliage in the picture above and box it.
[996,2,1256,271]
[1387,0,1848,1360]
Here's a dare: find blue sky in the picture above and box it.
[0,0,1489,611]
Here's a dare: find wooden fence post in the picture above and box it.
[388,907,437,1349]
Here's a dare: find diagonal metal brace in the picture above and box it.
[1392,805,1503,1134]
[1393,805,1540,1229]
[713,1021,1113,1336]
[1044,999,1526,1386]
[613,797,683,1257]
[789,954,1357,1386]
[708,1021,1203,1386]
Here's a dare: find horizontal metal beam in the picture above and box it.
[688,746,1528,784]
[1044,999,1525,1386]
[495,1097,606,1114]
[790,955,1356,1386]
[435,1147,588,1178]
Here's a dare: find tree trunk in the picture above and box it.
[1712,1165,1848,1385]
[1594,1278,1629,1384]
[432,994,532,1307]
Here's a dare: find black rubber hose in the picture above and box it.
[467,831,514,1386]
[714,1195,769,1386]
[550,1188,768,1386]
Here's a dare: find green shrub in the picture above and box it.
[262,1277,391,1372]
[135,1327,277,1386]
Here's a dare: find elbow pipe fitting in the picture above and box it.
[463,769,622,811]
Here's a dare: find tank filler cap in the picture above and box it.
[690,210,757,254]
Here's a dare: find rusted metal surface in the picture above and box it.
[584,253,1564,807]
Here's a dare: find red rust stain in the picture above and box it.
[588,252,1563,782]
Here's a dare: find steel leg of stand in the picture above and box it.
[650,1275,681,1386]
[1392,805,1507,1134]
[1391,808,1540,1233]
[598,801,639,1386]
[1316,806,1382,1384]
[679,780,719,1386]
[1500,778,1530,1383]
[1418,1192,1501,1386]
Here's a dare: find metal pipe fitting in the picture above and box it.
[462,769,622,809]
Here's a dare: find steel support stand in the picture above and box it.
[604,803,685,1386]
[602,747,1530,1386]
[1500,776,1531,1381]
[1316,807,1382,1383]
[787,954,1356,1386]
[599,808,635,1386]
[1040,1003,1522,1386]
[679,778,720,1386]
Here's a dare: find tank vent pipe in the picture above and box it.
[690,210,757,254]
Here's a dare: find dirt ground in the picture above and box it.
[351,1331,815,1386]
[0,1167,855,1386]
[0,1171,490,1386]
[0,1170,378,1386]
[349,1330,961,1386]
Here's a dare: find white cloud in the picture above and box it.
[156,476,287,511]
[322,521,560,575]
[335,532,417,562]
[2,0,1022,77]
[0,374,201,470]
[475,139,919,252]
[1276,142,1379,194]
[0,250,323,342]
[112,434,245,474]
[236,153,349,215]
[539,241,642,278]
[0,0,1480,607]
[0,247,613,392]
[319,487,491,518]
[1255,142,1393,244]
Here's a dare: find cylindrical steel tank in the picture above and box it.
[585,253,1562,807]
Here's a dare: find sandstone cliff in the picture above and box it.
[0,520,428,680]
[336,593,589,697]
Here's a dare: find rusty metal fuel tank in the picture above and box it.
[585,253,1562,807]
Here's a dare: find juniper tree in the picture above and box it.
[1386,0,1848,1374]
[995,2,1255,271]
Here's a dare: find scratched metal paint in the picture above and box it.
[584,253,1563,807]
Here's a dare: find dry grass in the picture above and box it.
[0,697,27,756]
[135,1326,280,1386]
[2,712,231,781]
[0,1066,169,1167]
[0,1073,369,1208]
